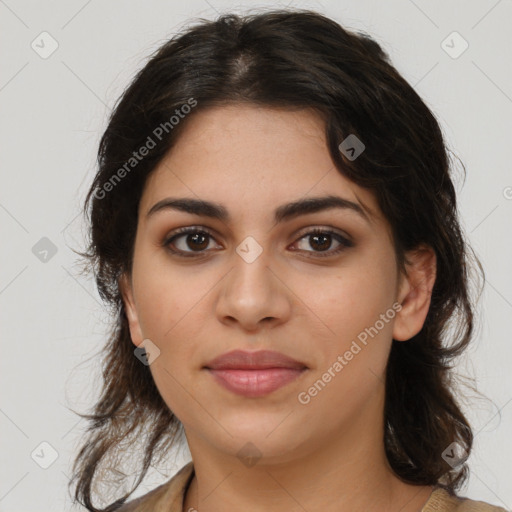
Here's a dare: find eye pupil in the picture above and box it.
[187,232,209,250]
[311,233,331,251]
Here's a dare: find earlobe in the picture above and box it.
[392,245,437,342]
[119,273,144,347]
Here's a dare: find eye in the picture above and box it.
[162,226,353,259]
[163,227,221,257]
[290,228,353,258]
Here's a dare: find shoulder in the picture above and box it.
[115,462,195,512]
[423,487,510,512]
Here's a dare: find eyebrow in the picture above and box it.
[146,195,373,225]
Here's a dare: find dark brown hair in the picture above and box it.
[70,8,485,511]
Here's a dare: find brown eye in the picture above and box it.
[308,232,332,251]
[292,228,353,257]
[183,231,210,251]
[163,227,220,257]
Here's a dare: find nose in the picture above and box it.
[215,248,292,333]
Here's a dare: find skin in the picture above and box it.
[120,104,437,512]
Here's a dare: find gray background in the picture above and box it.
[1,0,511,510]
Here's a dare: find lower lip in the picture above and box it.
[206,368,306,397]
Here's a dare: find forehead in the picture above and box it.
[139,105,381,225]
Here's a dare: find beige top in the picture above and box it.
[116,462,509,512]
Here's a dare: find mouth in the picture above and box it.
[205,367,307,397]
[203,350,308,397]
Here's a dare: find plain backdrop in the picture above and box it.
[1,0,511,510]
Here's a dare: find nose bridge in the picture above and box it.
[216,235,290,328]
[229,237,275,307]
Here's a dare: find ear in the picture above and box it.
[119,272,144,347]
[393,244,437,342]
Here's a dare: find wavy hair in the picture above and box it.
[70,8,485,511]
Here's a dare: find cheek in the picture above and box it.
[295,271,394,422]
[291,248,397,411]
[133,261,208,423]
[295,251,397,345]
[131,246,207,341]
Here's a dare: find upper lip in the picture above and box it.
[204,350,307,370]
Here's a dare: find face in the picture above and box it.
[120,104,434,464]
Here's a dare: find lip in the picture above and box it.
[205,349,307,370]
[204,350,308,397]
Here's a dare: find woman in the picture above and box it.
[71,8,508,512]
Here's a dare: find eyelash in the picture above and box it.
[162,226,354,259]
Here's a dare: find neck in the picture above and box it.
[182,390,434,512]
